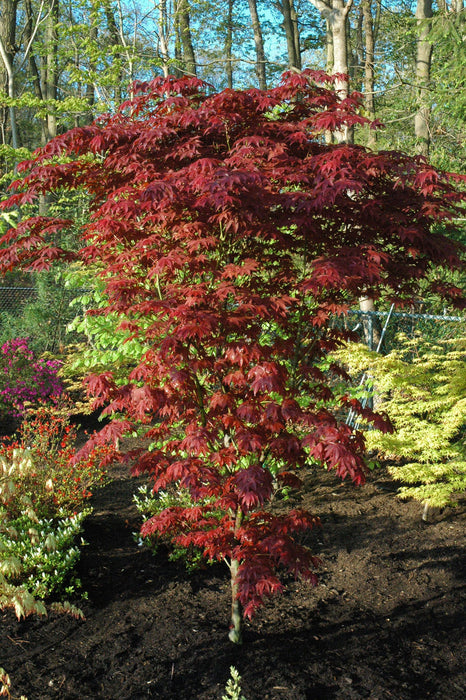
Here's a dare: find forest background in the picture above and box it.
[0,0,464,173]
[0,0,464,344]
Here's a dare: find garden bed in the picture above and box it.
[1,457,464,699]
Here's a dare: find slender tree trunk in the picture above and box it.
[0,0,19,148]
[330,0,352,104]
[158,0,170,77]
[24,0,43,101]
[324,17,334,144]
[330,0,353,143]
[102,0,123,102]
[228,557,242,644]
[414,0,433,157]
[84,3,98,124]
[228,507,243,644]
[177,0,196,76]
[309,0,353,142]
[45,0,59,141]
[174,14,183,77]
[350,7,365,91]
[325,18,333,73]
[281,0,301,68]
[225,0,234,88]
[290,1,301,69]
[247,0,267,89]
[359,296,382,351]
[362,0,376,146]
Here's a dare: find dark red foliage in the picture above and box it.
[0,71,464,631]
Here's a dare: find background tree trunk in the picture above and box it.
[308,0,353,143]
[414,0,433,157]
[0,0,19,148]
[362,0,376,146]
[45,0,59,141]
[158,0,171,77]
[102,0,123,103]
[281,0,301,69]
[247,0,267,89]
[24,0,43,103]
[177,0,197,76]
[84,3,98,124]
[225,0,234,88]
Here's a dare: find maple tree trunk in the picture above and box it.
[228,507,243,644]
[228,557,243,644]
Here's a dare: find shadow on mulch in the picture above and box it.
[1,459,465,700]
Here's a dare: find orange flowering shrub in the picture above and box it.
[0,407,114,519]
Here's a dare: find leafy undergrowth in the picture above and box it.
[0,454,464,700]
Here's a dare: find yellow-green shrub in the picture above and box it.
[338,335,466,510]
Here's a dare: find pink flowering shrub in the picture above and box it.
[0,337,63,420]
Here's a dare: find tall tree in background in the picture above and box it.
[423,0,465,169]
[225,0,234,87]
[0,0,463,174]
[0,0,20,148]
[306,0,354,142]
[361,0,377,147]
[176,0,197,76]
[247,0,267,88]
[414,0,433,156]
[83,1,98,125]
[44,0,59,141]
[277,0,302,69]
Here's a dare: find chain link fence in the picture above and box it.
[333,307,465,354]
[0,285,87,353]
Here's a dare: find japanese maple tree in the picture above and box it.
[0,71,464,643]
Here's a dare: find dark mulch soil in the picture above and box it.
[1,455,465,699]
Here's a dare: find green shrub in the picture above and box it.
[0,508,89,602]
